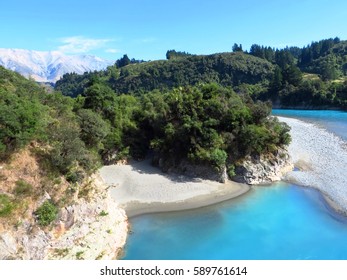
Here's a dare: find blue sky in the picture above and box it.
[1,0,347,61]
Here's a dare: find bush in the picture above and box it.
[227,164,236,178]
[35,201,58,226]
[0,194,14,217]
[66,170,85,183]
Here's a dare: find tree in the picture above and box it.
[232,43,243,52]
[275,50,295,69]
[166,50,192,60]
[83,83,117,121]
[0,90,45,156]
[77,109,110,149]
[282,65,302,86]
[116,54,131,68]
[249,44,264,58]
[321,54,339,81]
[48,120,92,173]
[270,66,283,92]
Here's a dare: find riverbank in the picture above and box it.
[277,116,347,214]
[99,160,250,217]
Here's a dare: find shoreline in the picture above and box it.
[119,182,251,218]
[277,116,347,215]
[99,160,250,218]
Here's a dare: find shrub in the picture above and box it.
[66,170,85,183]
[0,194,14,217]
[99,210,108,217]
[227,164,236,178]
[35,201,58,226]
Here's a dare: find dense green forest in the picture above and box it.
[56,38,347,108]
[0,65,290,183]
[3,37,346,185]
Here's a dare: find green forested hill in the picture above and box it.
[55,38,347,109]
[111,52,274,94]
[55,52,274,97]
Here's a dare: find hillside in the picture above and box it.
[0,49,113,83]
[55,52,274,97]
[55,38,347,109]
[0,66,127,259]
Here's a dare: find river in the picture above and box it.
[122,110,347,260]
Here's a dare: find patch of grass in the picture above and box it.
[53,248,69,257]
[99,210,108,217]
[77,181,93,200]
[52,177,62,185]
[95,251,105,260]
[35,201,58,226]
[0,194,14,217]
[303,73,320,81]
[14,179,33,196]
[76,251,84,260]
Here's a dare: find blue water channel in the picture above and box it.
[123,110,347,260]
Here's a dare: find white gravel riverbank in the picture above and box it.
[277,116,347,213]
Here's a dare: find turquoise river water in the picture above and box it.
[123,110,347,260]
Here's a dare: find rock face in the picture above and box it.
[0,174,128,260]
[155,156,228,183]
[233,148,293,185]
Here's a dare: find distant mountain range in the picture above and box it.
[0,48,114,83]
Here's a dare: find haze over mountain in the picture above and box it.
[0,48,114,83]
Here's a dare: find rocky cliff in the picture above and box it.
[0,149,128,260]
[233,148,294,185]
[152,147,292,185]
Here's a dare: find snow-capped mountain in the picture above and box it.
[0,48,114,83]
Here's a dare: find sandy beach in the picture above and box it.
[99,160,250,217]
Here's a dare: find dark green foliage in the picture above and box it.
[56,52,274,96]
[232,43,243,52]
[77,109,110,149]
[116,54,144,68]
[282,65,302,86]
[66,170,85,183]
[55,72,94,98]
[83,83,117,120]
[299,38,345,81]
[0,67,46,157]
[35,201,58,226]
[0,62,293,184]
[48,120,95,174]
[136,84,290,169]
[166,50,193,60]
[116,54,131,68]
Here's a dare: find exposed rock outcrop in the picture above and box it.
[0,175,128,260]
[0,149,128,260]
[233,148,293,185]
[46,174,128,260]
